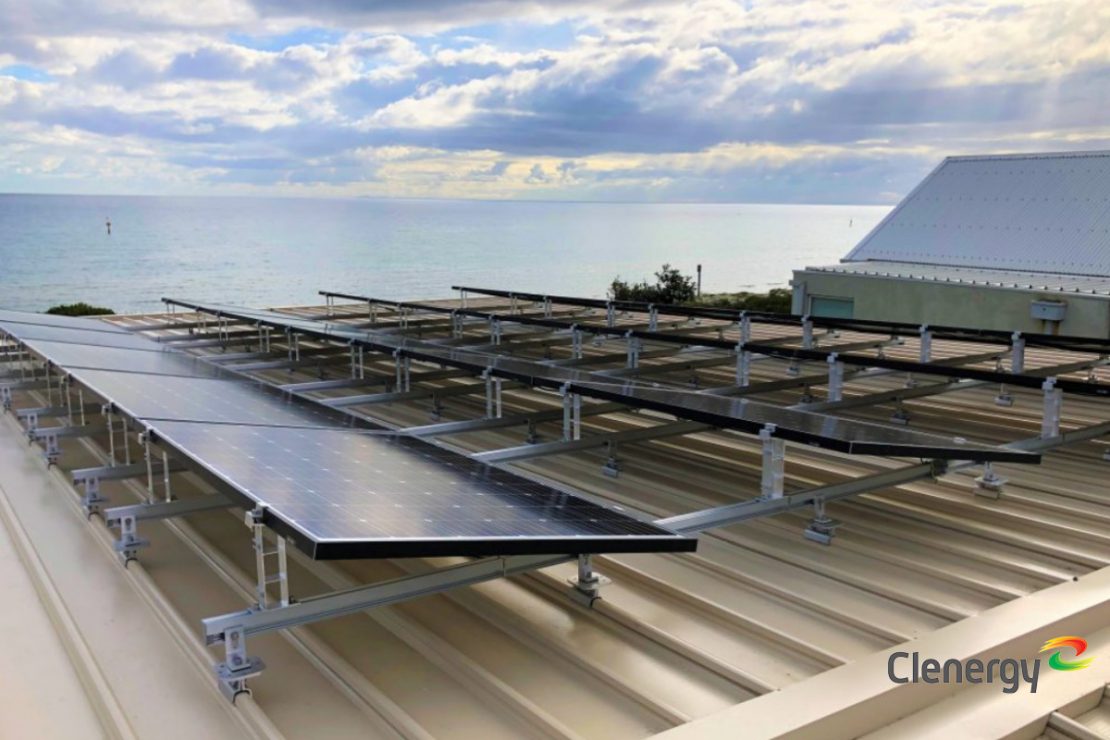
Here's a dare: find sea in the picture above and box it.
[0,194,888,314]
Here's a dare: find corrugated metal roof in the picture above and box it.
[800,260,1110,296]
[844,151,1110,276]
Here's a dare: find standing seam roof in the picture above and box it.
[843,151,1110,276]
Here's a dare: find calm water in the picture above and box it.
[0,195,887,313]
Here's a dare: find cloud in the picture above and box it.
[0,0,1107,201]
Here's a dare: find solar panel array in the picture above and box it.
[166,299,1038,462]
[0,309,694,559]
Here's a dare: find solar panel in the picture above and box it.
[1,322,175,350]
[3,304,694,559]
[168,300,1033,463]
[12,339,223,378]
[72,369,371,429]
[0,309,131,333]
[148,419,694,558]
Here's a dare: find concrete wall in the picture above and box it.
[791,270,1110,337]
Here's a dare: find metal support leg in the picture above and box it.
[759,424,785,500]
[489,318,502,346]
[625,333,640,369]
[919,325,932,363]
[648,305,658,331]
[1042,378,1062,439]
[561,384,581,441]
[1011,332,1025,374]
[543,297,552,318]
[483,369,503,419]
[802,317,814,349]
[606,302,616,328]
[827,354,843,402]
[735,346,751,387]
[248,506,289,611]
[571,327,583,360]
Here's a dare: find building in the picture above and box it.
[792,151,1110,336]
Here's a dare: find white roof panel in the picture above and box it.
[844,151,1110,276]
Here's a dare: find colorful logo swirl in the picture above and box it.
[1040,636,1093,671]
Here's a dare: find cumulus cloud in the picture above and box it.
[0,0,1107,201]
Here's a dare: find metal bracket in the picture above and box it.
[567,554,608,606]
[803,499,840,545]
[81,476,108,519]
[602,441,621,478]
[214,626,265,702]
[974,462,1006,497]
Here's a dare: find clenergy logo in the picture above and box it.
[1041,636,1093,672]
[887,635,1093,694]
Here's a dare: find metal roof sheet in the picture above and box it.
[844,151,1110,276]
[799,260,1110,296]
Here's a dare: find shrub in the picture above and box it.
[45,302,115,317]
[609,263,697,304]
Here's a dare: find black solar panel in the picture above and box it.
[13,339,222,378]
[0,323,157,350]
[73,369,366,429]
[2,306,694,559]
[149,420,694,558]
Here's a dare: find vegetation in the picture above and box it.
[609,264,697,304]
[609,264,791,314]
[45,302,115,317]
[695,288,792,314]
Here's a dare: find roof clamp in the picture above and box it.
[759,424,785,501]
[602,441,621,478]
[213,625,265,704]
[798,385,815,405]
[80,474,108,520]
[890,398,911,426]
[803,499,841,545]
[567,554,609,607]
[974,461,1007,498]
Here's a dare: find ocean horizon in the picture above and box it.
[0,193,888,314]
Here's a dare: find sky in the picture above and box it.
[0,0,1107,203]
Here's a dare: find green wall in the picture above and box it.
[792,271,1110,337]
